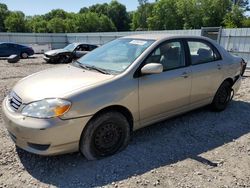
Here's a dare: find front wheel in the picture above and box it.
[211,81,232,111]
[21,52,28,59]
[79,111,131,160]
[58,55,72,64]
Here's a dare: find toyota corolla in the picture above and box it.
[2,34,244,160]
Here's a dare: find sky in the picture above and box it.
[0,0,155,16]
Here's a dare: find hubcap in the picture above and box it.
[22,53,28,58]
[93,123,123,155]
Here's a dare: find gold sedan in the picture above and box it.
[2,34,244,160]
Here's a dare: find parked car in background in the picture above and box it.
[2,35,244,160]
[43,43,98,64]
[0,42,34,58]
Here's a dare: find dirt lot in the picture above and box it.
[0,55,249,188]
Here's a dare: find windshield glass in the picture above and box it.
[64,43,77,51]
[77,38,155,73]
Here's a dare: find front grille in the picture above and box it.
[8,91,22,112]
[27,142,50,151]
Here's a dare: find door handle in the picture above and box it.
[217,64,222,70]
[181,72,189,78]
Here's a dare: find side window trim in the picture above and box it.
[134,39,188,78]
[186,39,222,66]
[148,39,186,69]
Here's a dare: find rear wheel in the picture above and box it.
[211,81,232,111]
[79,111,130,160]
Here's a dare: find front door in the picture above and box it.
[138,40,192,125]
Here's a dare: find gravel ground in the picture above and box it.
[0,55,250,188]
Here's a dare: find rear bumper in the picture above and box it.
[2,97,92,155]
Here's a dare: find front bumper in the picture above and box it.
[2,97,92,155]
[43,55,53,62]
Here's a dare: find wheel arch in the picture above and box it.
[212,77,234,102]
[85,105,134,132]
[223,77,234,87]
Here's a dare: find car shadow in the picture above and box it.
[17,100,250,187]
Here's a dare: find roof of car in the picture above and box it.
[0,42,25,46]
[122,34,207,41]
[72,42,98,46]
[0,42,15,44]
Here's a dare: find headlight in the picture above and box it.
[21,98,71,118]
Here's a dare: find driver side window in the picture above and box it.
[146,41,185,71]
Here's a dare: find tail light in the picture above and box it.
[240,58,247,76]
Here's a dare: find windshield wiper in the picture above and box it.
[86,65,111,75]
[73,60,89,70]
[73,61,110,75]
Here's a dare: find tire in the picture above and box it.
[59,55,72,64]
[80,111,131,160]
[21,52,28,59]
[211,81,232,112]
[58,56,67,64]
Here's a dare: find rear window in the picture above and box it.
[188,40,221,65]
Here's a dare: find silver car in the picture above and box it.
[2,35,244,160]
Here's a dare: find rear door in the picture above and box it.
[138,40,192,125]
[187,39,224,106]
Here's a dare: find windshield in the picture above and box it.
[64,43,77,51]
[77,38,155,73]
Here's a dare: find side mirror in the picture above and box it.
[141,63,163,75]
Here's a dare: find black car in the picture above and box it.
[43,43,98,63]
[0,42,34,58]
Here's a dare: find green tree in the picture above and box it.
[47,17,66,33]
[98,14,116,32]
[79,7,89,14]
[147,0,183,30]
[79,1,130,31]
[76,12,116,32]
[4,11,27,32]
[131,2,154,30]
[223,5,245,28]
[176,0,203,29]
[242,17,250,27]
[27,16,48,33]
[232,0,249,10]
[64,18,78,33]
[88,3,109,15]
[0,3,9,32]
[200,0,232,27]
[44,9,68,20]
[107,0,130,31]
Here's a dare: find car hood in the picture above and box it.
[13,65,114,103]
[45,49,70,56]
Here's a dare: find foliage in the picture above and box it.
[107,0,130,31]
[4,11,27,32]
[0,0,249,33]
[79,1,130,31]
[131,2,154,30]
[147,0,183,30]
[223,5,245,28]
[0,3,9,32]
